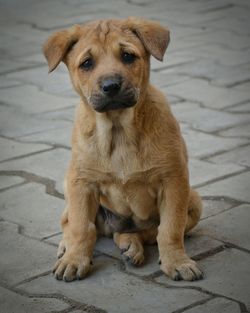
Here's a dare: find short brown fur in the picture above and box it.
[43,17,203,282]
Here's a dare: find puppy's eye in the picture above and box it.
[121,52,136,64]
[80,58,94,70]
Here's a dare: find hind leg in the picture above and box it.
[185,189,202,234]
[113,227,158,265]
[114,232,144,265]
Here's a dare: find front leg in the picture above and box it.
[53,166,99,282]
[157,176,203,281]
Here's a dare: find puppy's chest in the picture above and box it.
[95,119,144,181]
[81,118,162,219]
[79,115,167,190]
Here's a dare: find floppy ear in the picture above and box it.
[43,25,81,73]
[126,17,170,61]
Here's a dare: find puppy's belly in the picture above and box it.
[97,205,159,236]
[99,181,159,222]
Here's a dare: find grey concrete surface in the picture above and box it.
[0,0,250,312]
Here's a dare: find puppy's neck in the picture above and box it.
[95,107,136,156]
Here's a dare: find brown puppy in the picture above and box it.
[43,17,203,282]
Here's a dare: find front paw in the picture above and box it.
[160,256,203,281]
[53,251,91,282]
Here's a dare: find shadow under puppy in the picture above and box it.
[43,17,203,282]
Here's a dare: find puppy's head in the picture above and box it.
[43,17,170,113]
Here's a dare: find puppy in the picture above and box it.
[43,17,203,282]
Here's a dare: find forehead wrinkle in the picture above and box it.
[95,20,111,43]
[119,41,139,51]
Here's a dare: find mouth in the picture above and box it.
[93,99,137,113]
[90,92,138,113]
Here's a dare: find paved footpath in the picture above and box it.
[0,0,250,312]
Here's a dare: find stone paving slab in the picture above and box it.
[0,286,69,313]
[0,105,71,138]
[183,43,250,67]
[155,249,250,310]
[0,84,78,114]
[0,183,63,239]
[180,29,250,50]
[199,171,250,203]
[18,52,46,65]
[234,81,250,92]
[181,126,248,158]
[0,22,48,46]
[201,198,237,220]
[152,5,229,26]
[18,9,118,32]
[0,221,56,285]
[147,0,231,14]
[227,102,250,113]
[6,65,76,98]
[20,124,73,148]
[218,123,250,139]
[164,37,204,55]
[16,256,209,313]
[151,52,197,71]
[0,175,25,191]
[150,71,189,88]
[211,66,250,87]
[0,77,23,89]
[183,297,241,313]
[196,204,250,250]
[0,148,71,194]
[189,158,243,187]
[0,22,47,58]
[0,58,33,75]
[171,101,250,132]
[37,106,76,123]
[162,59,250,87]
[205,14,250,35]
[208,144,250,167]
[0,137,50,162]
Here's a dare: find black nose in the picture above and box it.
[100,76,122,97]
